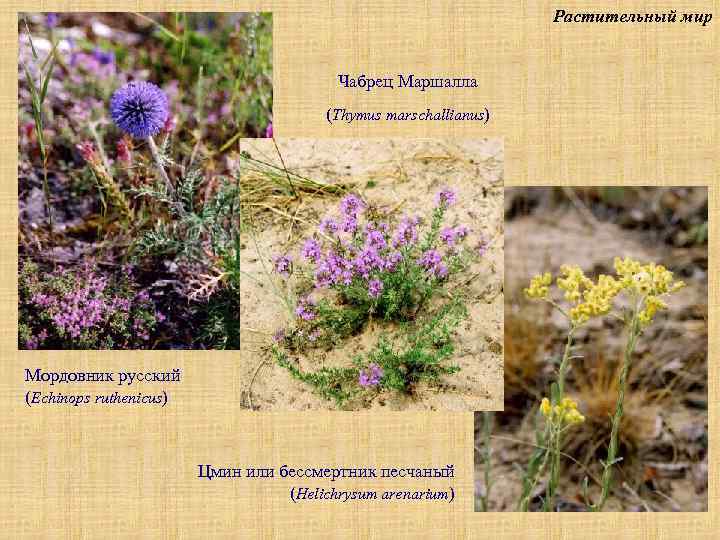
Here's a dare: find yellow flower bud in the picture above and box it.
[540,397,551,417]
[560,397,575,409]
[525,272,553,300]
[564,409,585,424]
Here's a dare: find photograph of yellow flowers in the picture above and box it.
[18,12,272,350]
[475,187,708,512]
[240,139,503,411]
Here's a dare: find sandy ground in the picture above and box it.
[239,139,504,411]
[475,201,708,512]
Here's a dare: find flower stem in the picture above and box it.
[549,325,575,510]
[591,309,640,511]
[521,326,575,512]
[557,327,575,396]
[147,135,175,197]
[479,412,494,511]
[518,431,551,511]
[544,426,562,511]
[42,158,53,233]
[88,122,112,173]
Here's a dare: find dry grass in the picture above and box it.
[568,352,667,468]
[503,310,547,410]
[237,151,352,225]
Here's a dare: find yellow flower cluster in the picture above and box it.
[614,257,685,326]
[614,257,685,296]
[638,295,667,326]
[540,397,585,425]
[556,265,593,303]
[524,272,552,299]
[525,257,685,327]
[568,273,623,325]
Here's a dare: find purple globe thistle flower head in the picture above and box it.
[435,187,457,209]
[272,254,293,278]
[110,81,169,139]
[339,194,366,217]
[359,363,383,388]
[368,279,384,299]
[265,122,273,138]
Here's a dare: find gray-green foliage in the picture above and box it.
[132,165,239,349]
[272,299,467,407]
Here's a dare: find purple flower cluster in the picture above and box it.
[319,217,339,235]
[315,250,355,287]
[339,194,365,217]
[25,329,48,350]
[368,279,384,298]
[392,216,420,248]
[420,249,448,278]
[19,261,163,349]
[359,363,383,388]
[110,81,170,138]
[272,190,469,325]
[440,225,469,248]
[435,187,457,209]
[273,254,293,278]
[268,189,475,395]
[295,297,317,321]
[69,48,116,80]
[272,328,286,343]
[45,13,60,28]
[301,239,321,263]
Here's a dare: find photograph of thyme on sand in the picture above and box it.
[240,139,503,411]
[475,187,707,512]
[18,12,272,349]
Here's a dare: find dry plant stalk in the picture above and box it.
[77,141,133,221]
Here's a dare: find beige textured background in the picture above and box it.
[1,1,718,538]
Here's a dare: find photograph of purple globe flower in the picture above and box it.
[239,139,504,411]
[110,81,170,139]
[18,12,273,350]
